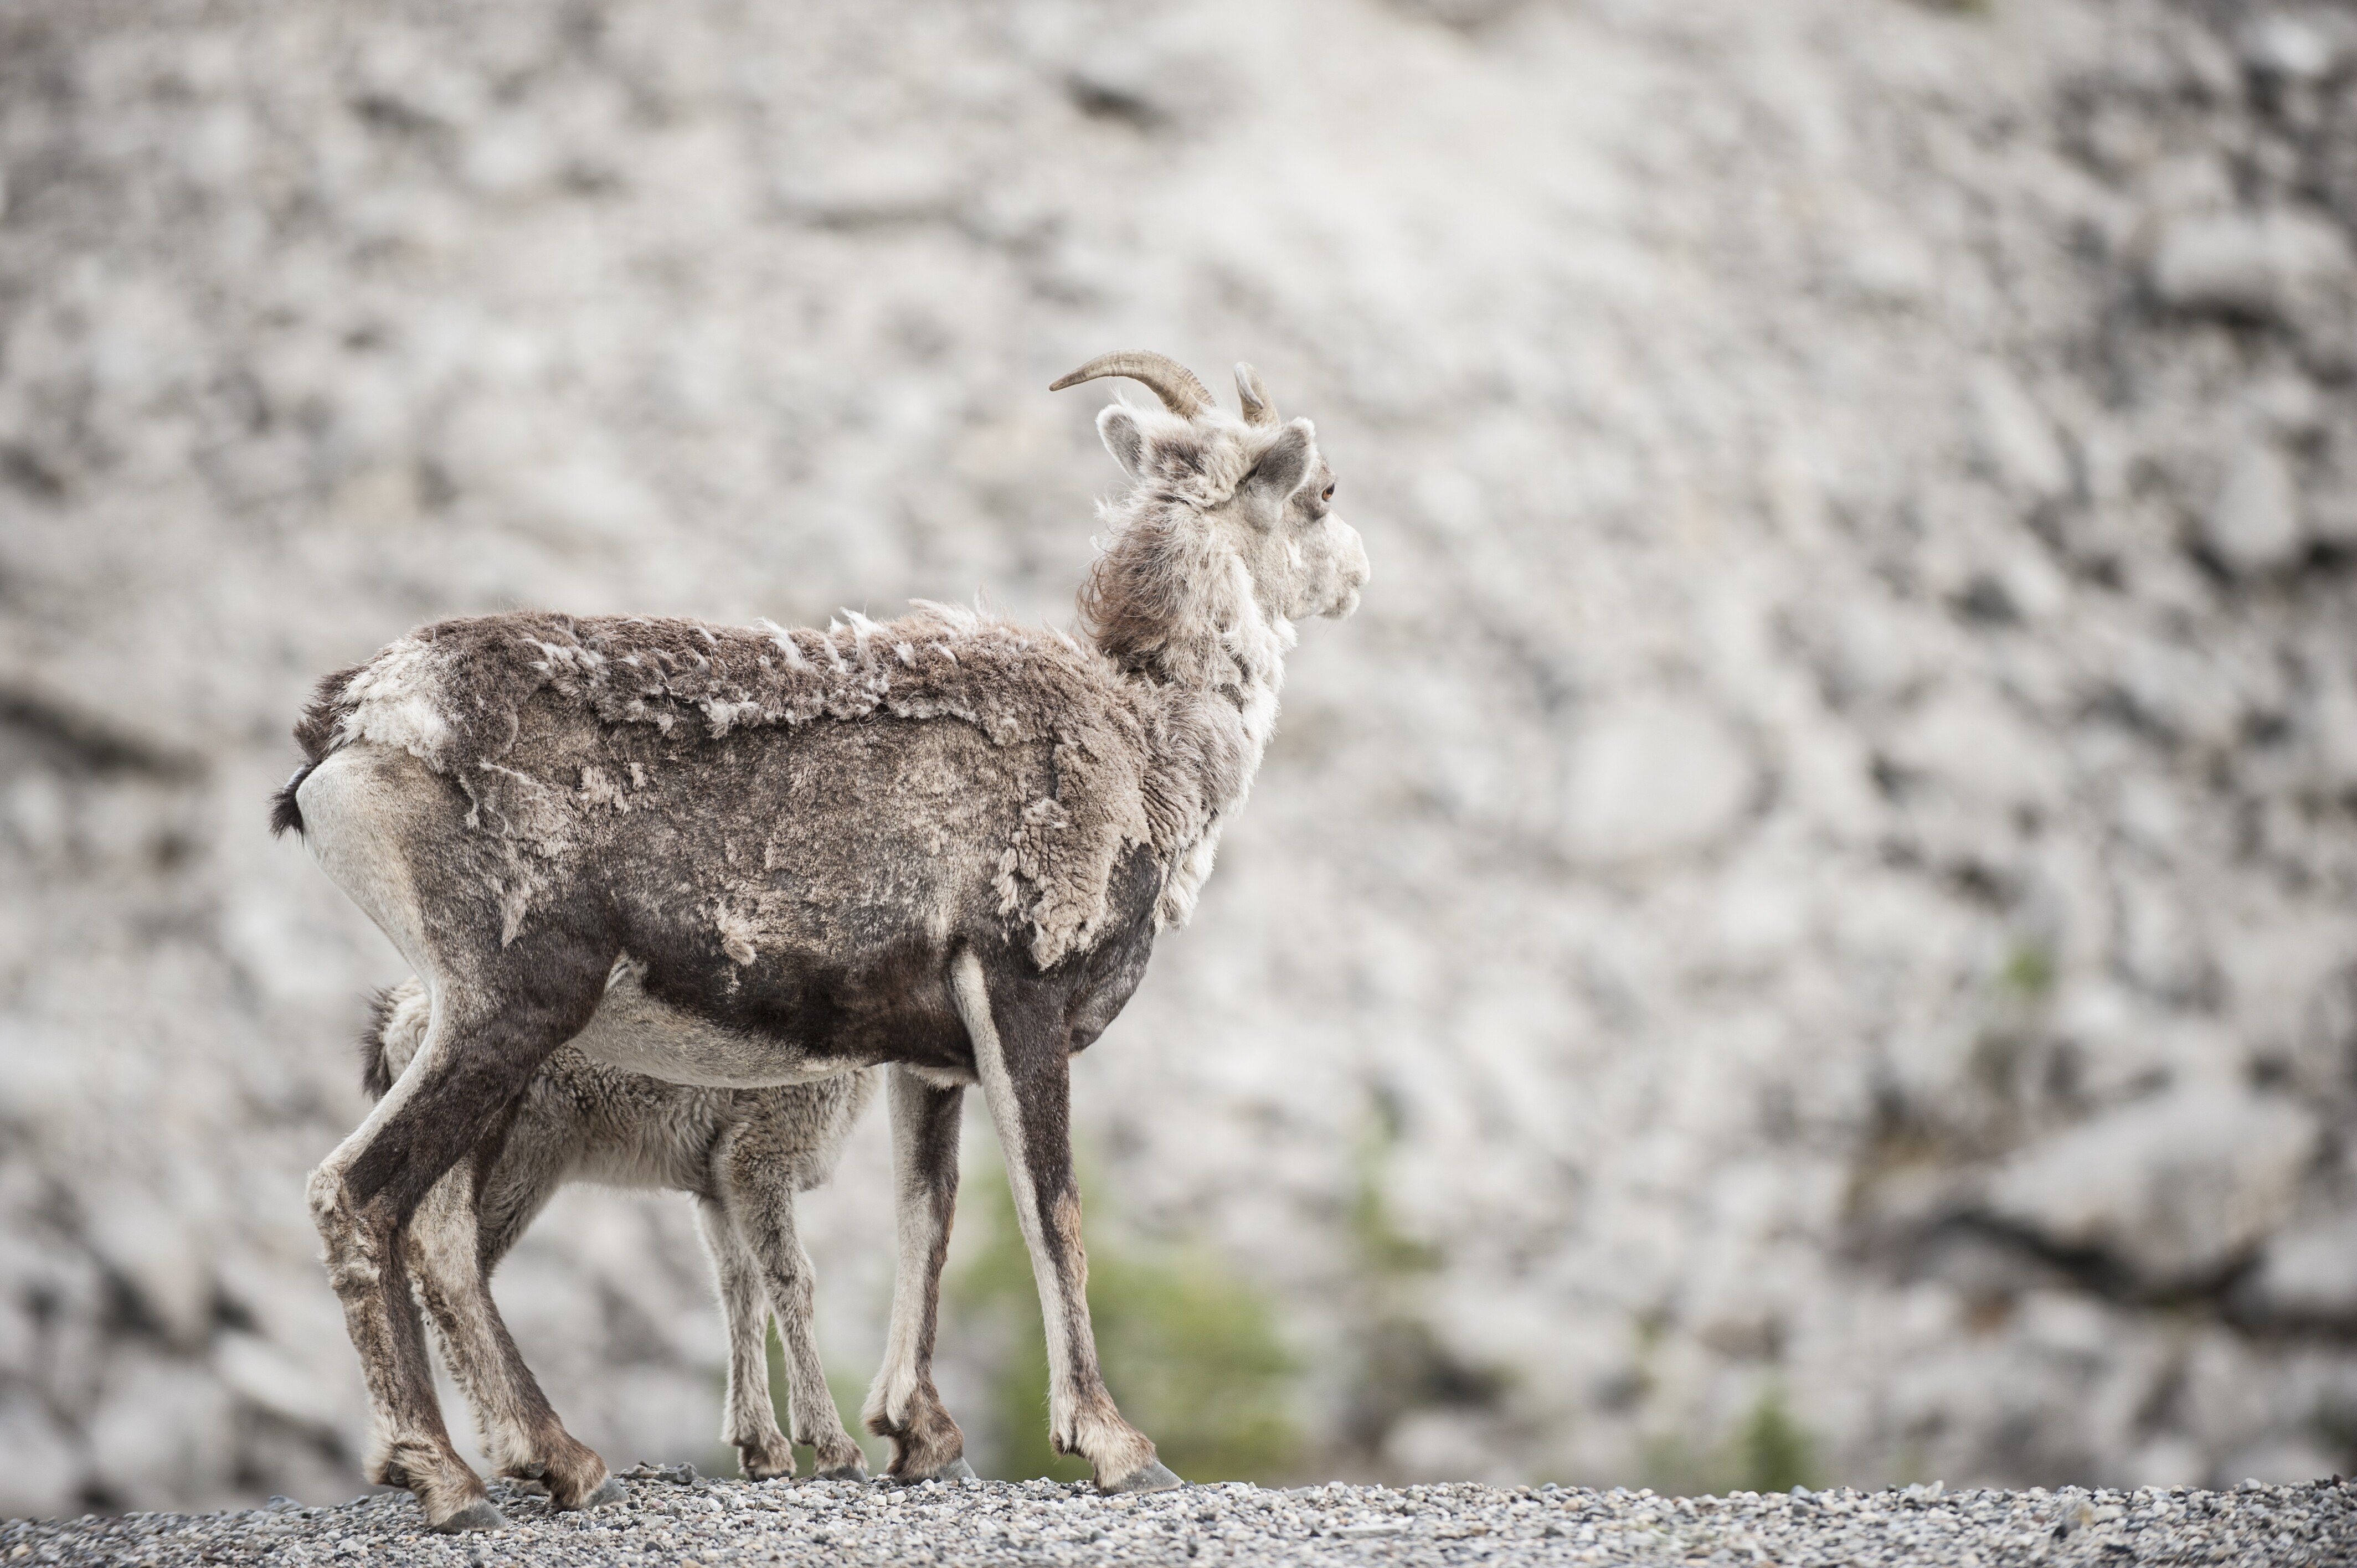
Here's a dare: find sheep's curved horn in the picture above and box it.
[1049,352,1212,419]
[1233,362,1280,427]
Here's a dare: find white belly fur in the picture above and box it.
[572,960,852,1089]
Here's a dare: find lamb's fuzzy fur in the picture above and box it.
[283,354,1366,1529]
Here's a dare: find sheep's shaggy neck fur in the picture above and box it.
[1076,407,1297,924]
[1081,405,1299,694]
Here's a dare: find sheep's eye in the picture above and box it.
[1321,484,1336,503]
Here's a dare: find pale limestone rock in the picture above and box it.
[2223,1436,2343,1488]
[85,1354,237,1512]
[0,1395,86,1520]
[2149,209,2354,326]
[2047,986,2224,1106]
[2201,443,2304,575]
[81,1200,213,1351]
[1383,1408,1507,1482]
[2242,1210,2357,1323]
[213,1330,343,1434]
[2125,1433,2208,1489]
[1561,698,1754,866]
[2237,14,2345,82]
[1985,1090,2319,1287]
[1881,686,2066,811]
[2210,905,2357,1066]
[1971,363,2072,504]
[2174,1326,2287,1473]
[2308,673,2357,790]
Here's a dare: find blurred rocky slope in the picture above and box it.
[4,0,2356,1516]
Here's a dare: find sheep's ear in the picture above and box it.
[1247,419,1315,498]
[1098,405,1148,480]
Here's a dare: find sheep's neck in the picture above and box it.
[1097,543,1292,896]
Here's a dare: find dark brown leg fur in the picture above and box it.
[956,958,1170,1492]
[863,1068,971,1481]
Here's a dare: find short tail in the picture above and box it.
[353,981,419,1098]
[269,660,367,839]
[268,763,315,838]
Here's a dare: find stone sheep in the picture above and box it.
[271,352,1369,1531]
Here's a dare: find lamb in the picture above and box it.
[363,969,886,1495]
[273,350,1368,1530]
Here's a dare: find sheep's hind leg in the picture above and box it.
[695,1195,799,1479]
[307,972,610,1531]
[308,1042,497,1531]
[953,955,1177,1493]
[409,1143,624,1513]
[862,1066,972,1482]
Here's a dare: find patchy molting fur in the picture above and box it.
[281,354,1367,1522]
[367,973,879,1480]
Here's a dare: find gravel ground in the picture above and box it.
[7,1469,2355,1566]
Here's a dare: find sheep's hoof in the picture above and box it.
[815,1459,870,1482]
[1101,1459,1182,1494]
[577,1476,628,1509]
[432,1499,510,1534]
[892,1456,972,1484]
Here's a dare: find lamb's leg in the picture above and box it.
[307,970,610,1532]
[694,1195,799,1480]
[717,1163,868,1480]
[407,1131,622,1512]
[951,954,1176,1493]
[862,1066,971,1481]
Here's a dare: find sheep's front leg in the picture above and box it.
[862,1066,972,1481]
[953,955,1177,1493]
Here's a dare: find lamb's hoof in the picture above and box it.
[815,1459,870,1482]
[575,1476,627,1510]
[431,1499,510,1534]
[738,1445,796,1482]
[1101,1459,1182,1494]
